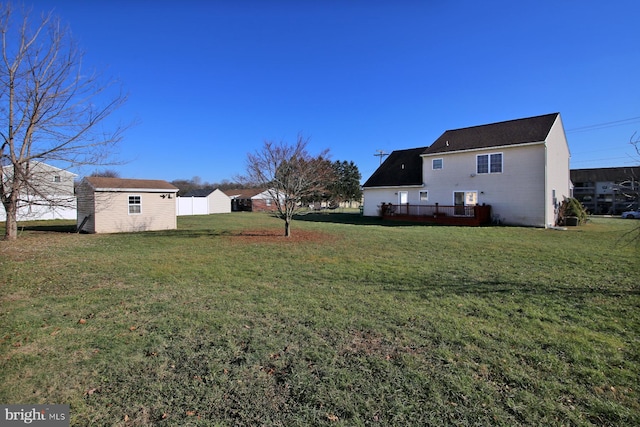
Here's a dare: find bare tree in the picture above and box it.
[624,132,640,245]
[0,4,128,240]
[90,169,120,178]
[244,135,333,237]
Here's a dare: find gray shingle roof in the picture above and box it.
[422,113,559,155]
[363,113,562,188]
[362,147,428,188]
[85,177,178,191]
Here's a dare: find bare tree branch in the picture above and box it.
[243,134,332,237]
[0,4,129,240]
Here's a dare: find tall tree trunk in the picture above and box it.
[3,202,18,240]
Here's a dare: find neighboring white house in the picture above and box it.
[176,188,232,215]
[0,161,77,221]
[76,177,178,233]
[362,113,572,227]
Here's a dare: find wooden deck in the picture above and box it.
[381,203,492,226]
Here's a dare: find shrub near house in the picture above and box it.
[557,197,589,226]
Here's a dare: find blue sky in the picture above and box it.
[28,0,640,183]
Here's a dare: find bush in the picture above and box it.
[557,197,588,226]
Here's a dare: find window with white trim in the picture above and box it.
[419,191,428,201]
[477,153,503,174]
[128,195,141,214]
[432,158,443,170]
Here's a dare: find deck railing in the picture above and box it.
[380,203,492,226]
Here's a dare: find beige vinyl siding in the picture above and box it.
[423,144,547,226]
[362,186,424,216]
[545,116,572,226]
[208,189,231,213]
[93,191,176,233]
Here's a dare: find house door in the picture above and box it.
[454,191,477,216]
[398,191,408,205]
[398,191,408,215]
[454,192,465,215]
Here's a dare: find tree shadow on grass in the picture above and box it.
[386,275,639,301]
[17,222,77,234]
[293,211,427,227]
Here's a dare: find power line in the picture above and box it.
[566,116,640,133]
[374,150,389,165]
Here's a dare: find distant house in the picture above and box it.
[0,161,77,221]
[76,177,178,233]
[176,188,231,216]
[227,188,281,212]
[571,167,640,214]
[363,113,572,227]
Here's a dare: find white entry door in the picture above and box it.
[398,191,408,205]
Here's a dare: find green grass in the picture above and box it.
[1,213,639,426]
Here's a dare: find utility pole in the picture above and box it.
[374,149,389,165]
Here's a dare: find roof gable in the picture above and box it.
[422,113,559,155]
[85,176,178,191]
[362,147,428,188]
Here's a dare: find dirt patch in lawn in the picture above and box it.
[227,229,336,244]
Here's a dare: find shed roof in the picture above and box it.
[182,188,216,197]
[225,188,265,199]
[362,147,428,188]
[85,176,178,191]
[422,113,559,155]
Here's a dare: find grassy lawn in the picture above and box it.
[1,213,638,426]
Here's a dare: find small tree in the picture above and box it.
[557,197,588,226]
[0,4,128,240]
[244,135,332,237]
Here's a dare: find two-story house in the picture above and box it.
[362,113,572,227]
[0,161,77,221]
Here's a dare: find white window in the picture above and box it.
[419,191,428,201]
[432,158,443,170]
[128,195,141,214]
[477,153,503,174]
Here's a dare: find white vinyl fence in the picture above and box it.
[176,196,209,216]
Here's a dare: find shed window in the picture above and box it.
[128,195,141,214]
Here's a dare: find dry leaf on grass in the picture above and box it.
[326,413,339,422]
